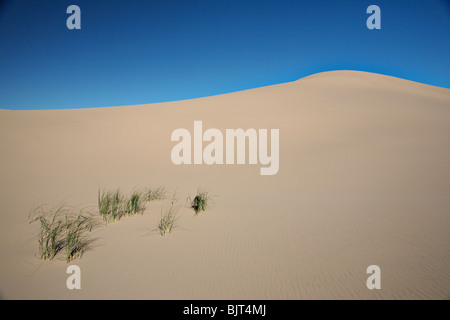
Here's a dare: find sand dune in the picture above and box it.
[0,70,449,299]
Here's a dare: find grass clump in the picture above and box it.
[125,191,146,216]
[157,194,178,236]
[64,213,96,263]
[145,186,166,201]
[98,186,166,224]
[189,188,210,215]
[98,190,125,224]
[157,206,178,236]
[32,205,65,261]
[29,205,97,263]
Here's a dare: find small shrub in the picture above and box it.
[189,188,210,215]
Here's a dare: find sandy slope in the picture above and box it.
[0,71,449,299]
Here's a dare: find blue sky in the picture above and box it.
[0,0,449,110]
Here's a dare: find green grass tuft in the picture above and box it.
[157,193,178,236]
[29,205,97,263]
[64,213,96,263]
[189,188,210,215]
[145,186,166,201]
[98,189,125,224]
[157,206,178,236]
[125,191,146,216]
[98,186,166,224]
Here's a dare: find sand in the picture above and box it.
[0,70,449,299]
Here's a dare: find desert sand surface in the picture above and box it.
[0,70,449,299]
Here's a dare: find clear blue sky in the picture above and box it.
[0,0,449,110]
